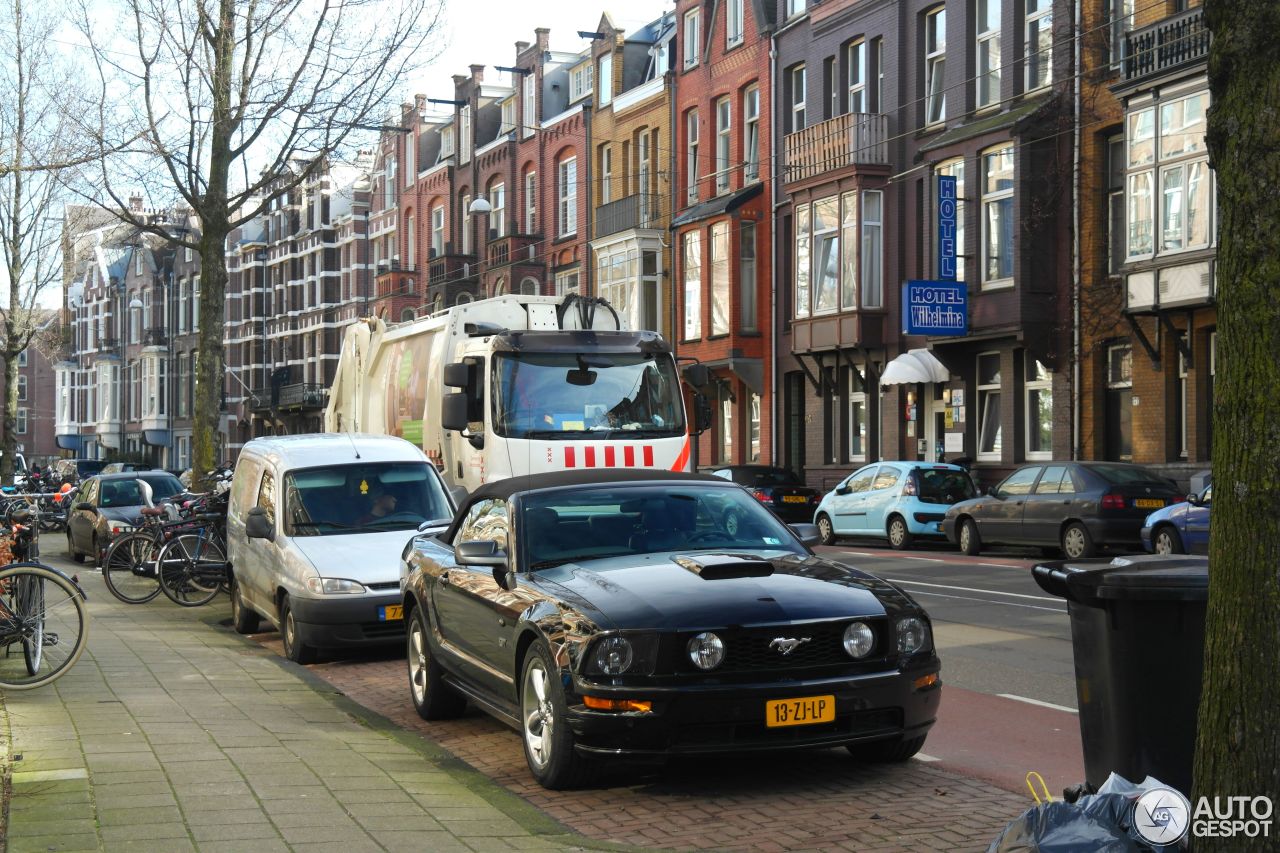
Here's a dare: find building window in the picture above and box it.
[177,356,188,417]
[813,196,839,314]
[638,130,654,224]
[847,40,866,113]
[1026,0,1052,91]
[861,190,883,308]
[720,395,734,463]
[489,182,506,238]
[1107,134,1125,273]
[686,109,700,204]
[790,65,806,132]
[1126,93,1210,260]
[710,222,730,335]
[570,61,593,103]
[1106,343,1133,460]
[786,0,806,18]
[500,98,516,136]
[938,158,966,282]
[870,37,884,113]
[555,269,579,297]
[598,53,612,106]
[976,0,1000,108]
[439,127,455,162]
[599,145,612,205]
[17,350,27,367]
[982,146,1014,286]
[461,192,472,254]
[794,206,810,318]
[740,223,757,331]
[743,86,760,182]
[683,231,702,340]
[522,73,536,138]
[848,366,867,462]
[406,212,415,268]
[715,97,732,194]
[1026,356,1052,459]
[460,105,472,164]
[384,157,396,209]
[193,276,201,328]
[16,374,27,402]
[727,0,744,47]
[16,408,26,435]
[1109,0,1134,66]
[749,392,761,462]
[431,206,444,256]
[838,192,857,309]
[683,9,700,69]
[1176,333,1188,458]
[924,7,946,125]
[977,352,1002,459]
[558,157,577,236]
[524,171,537,233]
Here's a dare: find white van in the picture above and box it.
[226,434,455,663]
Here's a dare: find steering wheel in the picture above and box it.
[371,511,427,524]
[685,531,722,544]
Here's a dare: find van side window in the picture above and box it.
[257,470,276,528]
[232,462,259,518]
[454,498,508,550]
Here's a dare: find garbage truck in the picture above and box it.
[324,294,709,494]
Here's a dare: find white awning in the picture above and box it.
[880,348,950,385]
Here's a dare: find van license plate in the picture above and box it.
[765,695,835,727]
[379,605,403,622]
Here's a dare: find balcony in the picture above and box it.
[486,234,540,267]
[276,383,327,411]
[784,113,890,185]
[143,328,167,347]
[428,252,478,287]
[594,194,664,239]
[1123,8,1209,85]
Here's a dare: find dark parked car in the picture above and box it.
[708,464,820,525]
[941,462,1184,559]
[100,462,153,474]
[66,471,186,564]
[1141,483,1211,555]
[51,458,107,484]
[401,469,940,789]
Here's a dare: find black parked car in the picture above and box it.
[708,464,820,525]
[401,469,940,789]
[941,462,1184,559]
[66,471,186,564]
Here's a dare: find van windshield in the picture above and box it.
[282,462,452,537]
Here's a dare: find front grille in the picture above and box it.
[367,582,400,591]
[664,619,890,675]
[359,621,406,640]
[670,708,902,749]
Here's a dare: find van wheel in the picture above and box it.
[230,575,260,634]
[816,514,837,546]
[279,595,318,664]
[887,516,913,550]
[68,531,85,563]
[958,519,982,556]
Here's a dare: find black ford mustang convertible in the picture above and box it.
[400,469,941,788]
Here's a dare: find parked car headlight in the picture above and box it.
[896,616,931,655]
[842,621,875,658]
[687,632,725,670]
[592,636,634,676]
[305,577,366,595]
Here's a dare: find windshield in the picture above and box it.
[494,352,684,439]
[99,475,183,508]
[520,485,807,567]
[283,462,452,536]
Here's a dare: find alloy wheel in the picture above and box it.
[409,619,428,706]
[522,658,555,769]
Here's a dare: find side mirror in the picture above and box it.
[834,485,851,496]
[245,506,275,542]
[443,362,470,389]
[441,392,469,432]
[1186,493,1198,506]
[683,363,710,387]
[986,486,1000,499]
[456,539,508,568]
[789,523,823,548]
[693,392,713,434]
[74,502,96,512]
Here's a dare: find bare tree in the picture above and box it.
[0,0,96,484]
[79,0,443,483]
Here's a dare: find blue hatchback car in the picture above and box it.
[815,462,977,549]
[1141,483,1211,555]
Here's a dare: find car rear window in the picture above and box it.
[1090,464,1172,486]
[737,468,803,487]
[914,469,976,504]
[78,460,107,477]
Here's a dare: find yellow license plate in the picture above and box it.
[379,605,403,621]
[782,495,807,503]
[765,695,835,728]
[1134,498,1164,508]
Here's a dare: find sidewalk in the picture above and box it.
[0,559,621,853]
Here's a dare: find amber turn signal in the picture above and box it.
[582,695,653,713]
[913,673,940,690]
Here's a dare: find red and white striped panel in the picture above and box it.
[564,445,656,468]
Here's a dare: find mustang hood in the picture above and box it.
[537,553,916,631]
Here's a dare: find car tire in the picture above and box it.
[1061,522,1097,560]
[407,605,466,721]
[279,595,319,665]
[230,574,260,634]
[1153,526,1185,555]
[958,518,982,556]
[816,514,837,546]
[520,640,596,790]
[848,734,927,763]
[887,516,913,551]
[68,531,85,564]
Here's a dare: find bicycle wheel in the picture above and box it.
[157,534,227,607]
[102,532,164,604]
[0,563,89,690]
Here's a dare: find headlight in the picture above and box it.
[305,577,366,595]
[592,636,634,676]
[842,621,875,658]
[896,616,931,655]
[687,632,725,670]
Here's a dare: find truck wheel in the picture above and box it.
[279,595,318,664]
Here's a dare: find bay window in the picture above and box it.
[861,191,883,308]
[794,206,810,318]
[683,232,702,340]
[1126,92,1212,260]
[813,197,839,314]
[710,222,730,335]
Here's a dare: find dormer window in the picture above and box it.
[440,126,455,160]
[500,98,516,136]
[569,61,593,103]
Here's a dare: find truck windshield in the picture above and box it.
[494,352,685,439]
[282,462,452,537]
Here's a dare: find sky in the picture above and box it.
[407,0,673,103]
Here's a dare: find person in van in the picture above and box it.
[357,485,398,525]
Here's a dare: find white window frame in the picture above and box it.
[17,350,27,367]
[1109,0,1134,67]
[15,407,26,435]
[683,9,701,70]
[977,351,1003,460]
[192,275,201,329]
[600,146,613,205]
[790,65,806,131]
[431,206,444,256]
[459,106,472,165]
[406,212,416,269]
[861,190,883,308]
[727,0,745,48]
[925,7,946,126]
[16,374,27,402]
[686,109,700,204]
[847,40,866,114]
[847,366,868,463]
[786,0,806,19]
[638,131,653,224]
[440,126,455,160]
[749,391,761,462]
[1025,357,1053,460]
[719,394,734,463]
[558,157,577,236]
[555,268,579,297]
[489,182,506,239]
[976,0,1001,109]
[1177,336,1188,458]
[522,74,537,139]
[812,196,840,315]
[794,205,810,318]
[598,53,613,106]
[384,156,396,209]
[524,171,537,233]
[683,231,702,340]
[743,86,760,182]
[500,98,516,136]
[710,221,730,335]
[981,146,1015,289]
[461,193,472,254]
[715,97,732,194]
[1025,0,1053,92]
[569,61,593,103]
[405,134,415,184]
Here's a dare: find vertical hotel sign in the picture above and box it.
[938,174,958,281]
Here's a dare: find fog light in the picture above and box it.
[842,621,875,658]
[593,636,634,675]
[913,673,939,690]
[687,632,725,670]
[582,695,652,713]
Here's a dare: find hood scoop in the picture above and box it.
[672,553,775,580]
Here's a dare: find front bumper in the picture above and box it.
[288,591,406,648]
[1139,525,1154,552]
[565,657,941,757]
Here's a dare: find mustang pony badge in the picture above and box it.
[770,637,812,655]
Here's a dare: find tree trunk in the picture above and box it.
[1193,1,1280,846]
[1,328,17,485]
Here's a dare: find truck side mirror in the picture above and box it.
[694,392,713,434]
[245,506,275,542]
[683,363,710,387]
[441,393,469,432]
[443,362,470,389]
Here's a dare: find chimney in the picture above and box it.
[129,194,143,212]
[470,64,484,84]
[515,41,530,53]
[414,93,426,112]
[535,28,550,51]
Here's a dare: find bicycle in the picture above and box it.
[0,506,90,690]
[155,514,228,607]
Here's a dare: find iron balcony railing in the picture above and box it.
[594,193,664,239]
[784,112,890,184]
[276,383,327,410]
[1124,7,1209,84]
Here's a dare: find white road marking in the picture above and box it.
[998,694,1079,714]
[979,561,1024,569]
[886,578,1062,603]
[901,556,947,563]
[904,590,1067,613]
[914,753,942,763]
